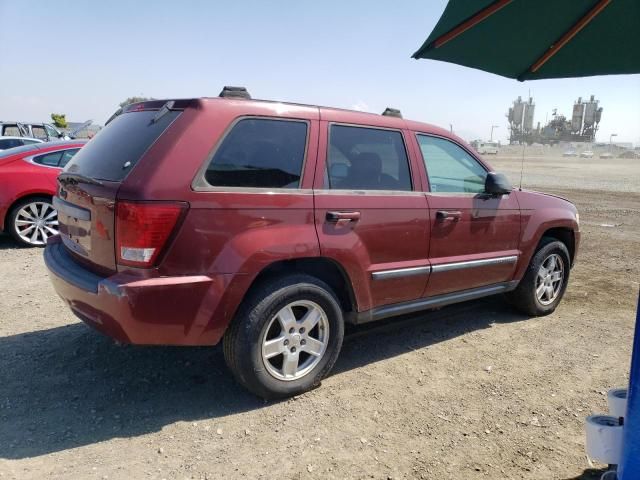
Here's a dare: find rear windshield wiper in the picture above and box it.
[58,172,104,187]
[150,101,175,124]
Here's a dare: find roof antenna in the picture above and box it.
[518,142,526,191]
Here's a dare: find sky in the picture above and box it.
[1,1,639,145]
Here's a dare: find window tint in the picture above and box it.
[0,138,22,150]
[23,139,40,145]
[64,110,180,181]
[417,135,487,193]
[204,118,307,188]
[326,125,412,191]
[34,151,63,166]
[59,148,80,167]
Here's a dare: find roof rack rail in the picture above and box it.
[219,86,251,99]
[381,107,402,118]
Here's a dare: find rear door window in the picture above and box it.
[59,148,80,167]
[33,151,63,166]
[64,110,180,181]
[326,125,412,191]
[203,118,308,189]
[32,148,80,167]
[31,126,47,140]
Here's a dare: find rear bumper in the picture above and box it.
[44,236,231,345]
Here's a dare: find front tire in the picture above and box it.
[7,197,58,247]
[223,274,344,399]
[507,238,571,316]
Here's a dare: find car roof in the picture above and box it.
[126,96,467,146]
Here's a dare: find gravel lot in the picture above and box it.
[0,152,638,479]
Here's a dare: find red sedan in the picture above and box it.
[0,140,86,246]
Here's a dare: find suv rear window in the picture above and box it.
[203,118,307,189]
[64,110,180,181]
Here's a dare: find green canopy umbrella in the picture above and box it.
[412,0,640,81]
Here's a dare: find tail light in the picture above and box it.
[116,201,186,267]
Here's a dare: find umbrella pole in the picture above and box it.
[616,290,640,479]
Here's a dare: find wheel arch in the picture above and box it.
[245,257,358,315]
[540,226,575,265]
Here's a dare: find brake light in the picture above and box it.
[116,201,185,267]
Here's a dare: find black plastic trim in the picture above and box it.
[351,281,519,324]
[44,241,103,294]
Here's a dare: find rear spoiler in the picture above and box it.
[105,99,199,126]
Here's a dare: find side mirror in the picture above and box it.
[485,172,512,195]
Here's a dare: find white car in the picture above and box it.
[0,136,43,151]
[580,151,594,158]
[476,141,499,155]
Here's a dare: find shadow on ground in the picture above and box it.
[0,297,528,459]
[562,468,612,479]
[0,233,22,250]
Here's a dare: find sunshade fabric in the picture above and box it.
[412,0,640,80]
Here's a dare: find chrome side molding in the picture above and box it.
[431,255,518,273]
[371,266,431,280]
[371,255,518,280]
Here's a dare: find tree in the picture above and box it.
[119,96,153,108]
[50,113,68,129]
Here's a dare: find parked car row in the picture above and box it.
[0,120,93,142]
[562,149,631,159]
[40,89,580,398]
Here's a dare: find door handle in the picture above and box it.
[326,211,361,223]
[436,210,462,221]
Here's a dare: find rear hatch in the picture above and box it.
[55,102,185,274]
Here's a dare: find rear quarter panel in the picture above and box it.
[118,100,322,341]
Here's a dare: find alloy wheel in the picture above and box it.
[261,300,330,381]
[535,253,564,306]
[14,201,58,246]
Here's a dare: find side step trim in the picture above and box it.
[351,281,519,325]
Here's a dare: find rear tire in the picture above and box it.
[7,197,58,247]
[223,274,344,399]
[506,238,571,316]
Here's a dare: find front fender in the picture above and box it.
[514,190,579,281]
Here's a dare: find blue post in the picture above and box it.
[618,290,640,479]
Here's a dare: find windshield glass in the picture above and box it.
[64,110,180,181]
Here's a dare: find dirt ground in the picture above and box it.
[1,152,638,480]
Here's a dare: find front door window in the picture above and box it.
[417,134,487,193]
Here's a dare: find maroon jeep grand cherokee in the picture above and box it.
[45,87,579,398]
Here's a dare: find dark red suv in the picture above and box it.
[45,88,579,398]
